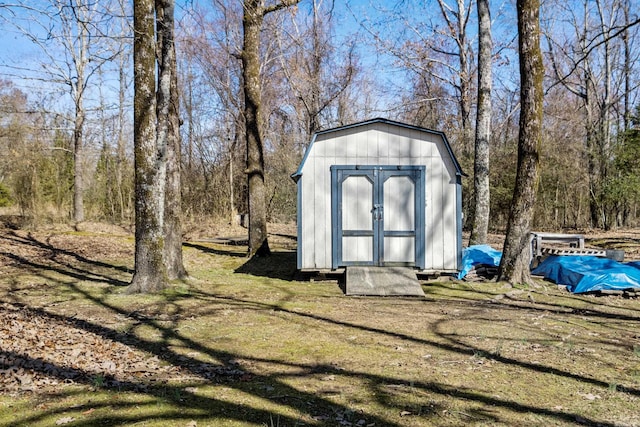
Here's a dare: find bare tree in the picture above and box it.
[241,0,300,257]
[1,1,121,225]
[434,0,475,154]
[159,0,188,280]
[544,0,639,229]
[130,0,185,293]
[469,0,492,245]
[274,0,356,140]
[498,0,543,285]
[179,1,245,223]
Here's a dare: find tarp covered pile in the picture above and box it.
[531,256,640,293]
[458,245,640,294]
[457,245,502,280]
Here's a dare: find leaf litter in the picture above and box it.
[0,302,184,395]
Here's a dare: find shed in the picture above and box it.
[291,118,464,274]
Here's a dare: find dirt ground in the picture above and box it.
[2,217,640,426]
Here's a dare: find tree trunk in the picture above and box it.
[129,0,168,294]
[469,0,492,246]
[116,43,128,222]
[436,0,473,156]
[498,0,543,285]
[240,0,300,257]
[623,0,630,131]
[159,0,187,280]
[72,12,88,225]
[73,93,85,225]
[242,0,270,257]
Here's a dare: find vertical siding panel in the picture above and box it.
[313,154,325,268]
[378,124,389,163]
[333,131,350,160]
[424,156,434,270]
[409,129,421,159]
[356,128,369,162]
[323,133,335,158]
[421,133,435,267]
[301,149,316,269]
[440,150,458,270]
[397,128,411,159]
[431,154,445,269]
[323,156,334,267]
[388,125,400,159]
[314,136,326,157]
[417,133,428,269]
[367,125,379,162]
[421,133,431,159]
[442,177,457,269]
[346,129,358,159]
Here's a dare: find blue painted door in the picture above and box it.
[331,166,425,269]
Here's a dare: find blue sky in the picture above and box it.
[0,0,558,114]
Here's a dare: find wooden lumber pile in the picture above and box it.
[540,247,607,257]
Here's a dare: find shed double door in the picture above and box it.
[331,166,425,269]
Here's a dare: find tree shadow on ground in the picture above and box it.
[2,231,638,426]
[234,250,298,281]
[183,241,247,258]
[5,285,630,427]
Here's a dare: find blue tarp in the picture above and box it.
[532,255,640,293]
[457,244,502,280]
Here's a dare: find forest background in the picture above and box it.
[0,0,639,233]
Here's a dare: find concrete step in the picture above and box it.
[345,266,425,297]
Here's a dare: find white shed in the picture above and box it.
[291,118,464,274]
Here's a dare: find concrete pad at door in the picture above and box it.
[345,266,425,296]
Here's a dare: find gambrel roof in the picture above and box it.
[292,117,465,182]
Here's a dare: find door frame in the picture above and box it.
[331,165,425,269]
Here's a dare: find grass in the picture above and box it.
[1,227,640,426]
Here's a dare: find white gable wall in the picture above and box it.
[298,122,461,272]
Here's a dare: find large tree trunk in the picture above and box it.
[498,0,543,285]
[242,0,270,257]
[469,0,492,246]
[129,0,168,293]
[159,0,187,280]
[241,0,300,257]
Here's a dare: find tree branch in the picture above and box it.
[263,0,300,16]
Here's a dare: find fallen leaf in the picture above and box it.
[579,392,600,401]
[55,417,75,425]
[82,408,95,415]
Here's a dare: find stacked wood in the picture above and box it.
[540,247,606,257]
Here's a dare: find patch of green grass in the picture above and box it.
[3,228,640,426]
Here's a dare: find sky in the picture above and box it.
[2,0,633,116]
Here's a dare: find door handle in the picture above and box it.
[372,204,383,221]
